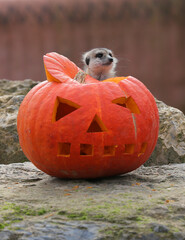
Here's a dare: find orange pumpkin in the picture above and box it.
[17,52,159,179]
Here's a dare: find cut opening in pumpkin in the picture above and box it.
[112,96,140,114]
[52,97,80,122]
[138,142,147,156]
[58,142,71,156]
[124,144,135,154]
[103,145,116,156]
[87,114,107,133]
[112,97,127,107]
[80,144,93,156]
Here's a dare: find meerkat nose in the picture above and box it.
[108,57,113,62]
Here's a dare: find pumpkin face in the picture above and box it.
[17,52,159,179]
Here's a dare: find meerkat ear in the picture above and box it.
[85,57,90,66]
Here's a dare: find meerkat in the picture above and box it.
[82,48,118,81]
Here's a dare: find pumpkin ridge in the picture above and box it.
[26,88,49,166]
[25,83,57,171]
[131,113,137,141]
[122,77,159,155]
[17,81,49,159]
[97,84,108,147]
[118,85,128,97]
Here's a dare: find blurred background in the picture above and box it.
[0,0,184,113]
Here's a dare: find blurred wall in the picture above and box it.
[0,0,184,113]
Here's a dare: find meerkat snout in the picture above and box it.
[82,48,118,81]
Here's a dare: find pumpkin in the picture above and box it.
[17,52,159,179]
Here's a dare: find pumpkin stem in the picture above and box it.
[74,71,87,84]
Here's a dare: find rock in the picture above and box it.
[150,223,169,233]
[0,79,184,165]
[0,162,185,239]
[132,233,160,240]
[146,99,185,166]
[173,232,185,240]
[0,231,14,240]
[0,79,38,164]
[0,79,38,96]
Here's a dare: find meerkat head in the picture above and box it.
[82,48,118,81]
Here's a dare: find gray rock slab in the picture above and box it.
[0,79,38,164]
[0,162,185,239]
[148,99,185,166]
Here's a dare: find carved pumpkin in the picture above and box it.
[17,52,159,179]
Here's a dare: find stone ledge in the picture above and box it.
[0,162,185,239]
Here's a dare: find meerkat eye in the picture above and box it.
[95,53,103,58]
[109,53,113,57]
[85,57,90,65]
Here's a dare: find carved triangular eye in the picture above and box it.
[87,114,107,132]
[112,97,127,107]
[52,97,80,122]
[112,96,140,114]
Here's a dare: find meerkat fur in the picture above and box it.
[82,48,118,81]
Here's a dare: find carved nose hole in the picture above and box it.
[87,114,107,133]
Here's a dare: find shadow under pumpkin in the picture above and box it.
[53,96,147,158]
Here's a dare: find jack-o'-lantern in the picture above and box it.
[17,52,159,179]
